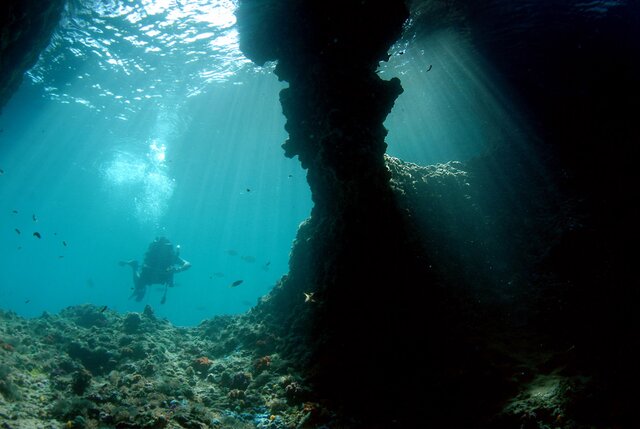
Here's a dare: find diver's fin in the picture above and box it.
[130,285,146,302]
[160,285,167,304]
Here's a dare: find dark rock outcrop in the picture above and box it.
[0,0,65,110]
[236,1,640,426]
[235,1,477,425]
[404,2,640,425]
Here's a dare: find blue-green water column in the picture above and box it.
[235,0,434,422]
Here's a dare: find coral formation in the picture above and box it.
[0,306,322,428]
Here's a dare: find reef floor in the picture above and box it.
[0,305,328,429]
[0,303,616,429]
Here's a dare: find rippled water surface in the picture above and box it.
[28,0,259,120]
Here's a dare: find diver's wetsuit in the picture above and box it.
[122,237,191,302]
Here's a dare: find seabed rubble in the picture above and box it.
[0,305,327,429]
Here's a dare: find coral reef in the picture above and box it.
[0,305,326,428]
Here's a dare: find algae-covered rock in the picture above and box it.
[61,305,109,329]
[50,397,97,421]
[122,312,142,333]
[67,342,117,375]
[71,368,92,395]
[0,364,21,401]
[0,305,332,429]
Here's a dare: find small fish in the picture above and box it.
[230,280,244,288]
[426,64,433,72]
[98,305,108,313]
[24,299,30,304]
[32,214,37,222]
[62,241,67,247]
[246,188,251,193]
[14,228,20,235]
[33,232,41,239]
[262,261,271,271]
[58,255,64,259]
[288,174,293,178]
[304,292,316,303]
[0,169,3,175]
[12,210,18,214]
[226,249,238,256]
[241,255,256,263]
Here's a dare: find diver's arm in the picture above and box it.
[171,257,191,273]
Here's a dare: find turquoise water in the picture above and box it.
[0,0,313,326]
[0,0,526,326]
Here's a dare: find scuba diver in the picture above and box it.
[119,237,191,304]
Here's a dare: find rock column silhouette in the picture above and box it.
[236,1,439,423]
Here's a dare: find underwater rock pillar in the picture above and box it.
[237,1,408,215]
[236,0,428,422]
[236,0,414,307]
[277,62,404,215]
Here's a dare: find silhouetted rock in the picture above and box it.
[0,0,65,110]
